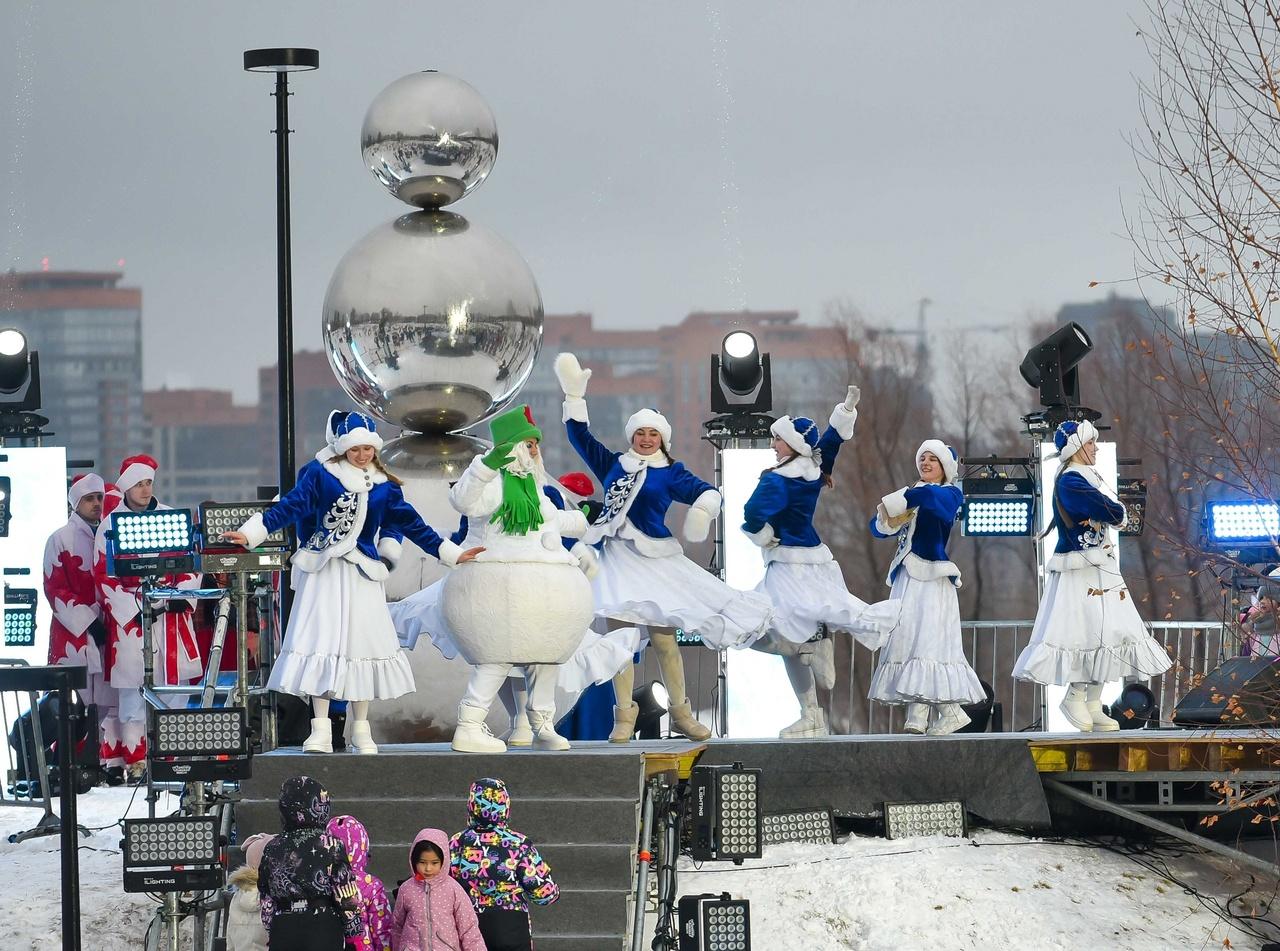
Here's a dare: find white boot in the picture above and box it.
[452,704,507,753]
[927,703,971,736]
[528,710,570,751]
[348,721,378,755]
[780,704,830,739]
[903,703,929,735]
[505,710,534,747]
[610,703,640,743]
[302,717,333,754]
[1060,683,1093,732]
[1085,683,1120,731]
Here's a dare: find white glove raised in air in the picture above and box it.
[554,352,593,399]
[843,384,861,410]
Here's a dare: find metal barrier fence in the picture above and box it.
[654,620,1228,736]
[0,658,56,834]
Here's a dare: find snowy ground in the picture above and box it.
[0,787,1275,950]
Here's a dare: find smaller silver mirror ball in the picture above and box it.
[361,71,499,209]
[322,210,543,432]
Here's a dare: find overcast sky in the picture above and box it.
[3,1,1152,401]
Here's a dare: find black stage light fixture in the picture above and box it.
[0,475,10,536]
[632,680,669,740]
[762,808,835,847]
[122,815,225,893]
[955,679,1001,734]
[1019,322,1093,409]
[678,892,751,951]
[0,328,47,438]
[1118,478,1148,537]
[199,501,290,573]
[0,329,32,394]
[2,584,37,647]
[106,509,197,577]
[710,331,772,415]
[1106,683,1159,730]
[688,763,762,863]
[147,706,252,782]
[883,800,967,839]
[961,476,1036,537]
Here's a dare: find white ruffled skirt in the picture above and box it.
[269,558,416,702]
[756,557,901,649]
[1013,558,1172,685]
[592,537,772,650]
[387,576,642,692]
[869,570,984,705]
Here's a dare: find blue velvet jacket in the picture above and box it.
[1050,467,1126,555]
[565,418,715,542]
[742,418,848,551]
[242,458,456,578]
[869,482,964,585]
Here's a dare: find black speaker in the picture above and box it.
[1173,655,1280,726]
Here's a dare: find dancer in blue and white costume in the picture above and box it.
[1013,420,1171,731]
[868,440,984,735]
[555,352,773,742]
[225,411,477,754]
[742,384,901,738]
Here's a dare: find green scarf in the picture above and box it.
[490,470,545,536]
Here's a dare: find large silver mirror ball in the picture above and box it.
[362,71,498,209]
[322,210,544,432]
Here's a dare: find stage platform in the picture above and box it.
[236,729,1279,951]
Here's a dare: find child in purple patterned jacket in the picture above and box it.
[450,778,558,951]
[326,815,393,951]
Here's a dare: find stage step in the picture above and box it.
[237,746,644,951]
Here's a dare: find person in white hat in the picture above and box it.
[742,386,900,738]
[555,352,773,742]
[1013,420,1171,731]
[868,440,984,735]
[224,411,479,754]
[44,473,111,757]
[93,455,204,774]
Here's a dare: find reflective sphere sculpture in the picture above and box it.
[361,71,498,209]
[322,210,543,431]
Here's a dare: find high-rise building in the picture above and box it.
[0,270,143,468]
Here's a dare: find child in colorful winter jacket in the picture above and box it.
[391,828,485,951]
[327,815,393,951]
[226,833,273,951]
[450,778,558,951]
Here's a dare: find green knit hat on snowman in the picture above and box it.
[483,404,545,536]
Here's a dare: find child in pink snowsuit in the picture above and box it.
[391,828,485,951]
[326,815,393,951]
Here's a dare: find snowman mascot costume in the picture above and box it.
[1013,420,1172,730]
[442,405,597,753]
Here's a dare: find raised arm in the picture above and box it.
[817,386,860,476]
[555,352,619,482]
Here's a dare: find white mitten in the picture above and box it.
[554,352,592,399]
[683,490,721,543]
[571,542,600,579]
[843,384,861,410]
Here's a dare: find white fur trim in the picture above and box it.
[772,455,822,481]
[829,403,857,441]
[690,489,721,517]
[615,521,684,558]
[239,512,268,550]
[881,488,910,518]
[68,473,105,507]
[437,539,463,568]
[621,449,668,471]
[450,455,503,518]
[744,523,778,548]
[377,536,403,566]
[557,507,590,538]
[901,551,962,586]
[117,462,156,493]
[332,426,383,456]
[684,506,713,543]
[770,415,815,457]
[626,408,672,448]
[1047,547,1114,573]
[916,439,958,485]
[562,396,589,424]
[321,459,386,494]
[764,542,833,565]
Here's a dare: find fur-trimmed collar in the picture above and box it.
[771,455,822,481]
[321,458,386,494]
[619,449,670,474]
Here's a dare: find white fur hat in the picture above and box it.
[626,408,672,448]
[325,410,384,456]
[770,415,821,458]
[68,473,105,507]
[916,439,959,485]
[1053,419,1099,462]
